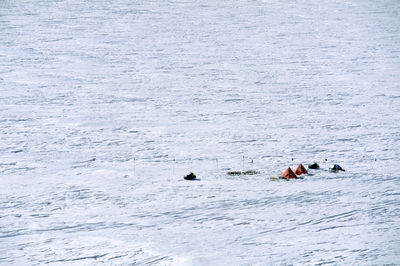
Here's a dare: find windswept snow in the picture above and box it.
[1,0,399,264]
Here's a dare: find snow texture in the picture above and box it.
[1,0,400,264]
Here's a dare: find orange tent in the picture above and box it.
[281,167,297,179]
[294,164,308,175]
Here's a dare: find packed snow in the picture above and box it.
[1,0,399,264]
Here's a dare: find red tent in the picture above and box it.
[281,167,297,179]
[294,164,308,175]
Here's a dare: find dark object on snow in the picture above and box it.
[329,164,345,172]
[184,172,197,180]
[227,171,242,176]
[227,170,260,176]
[242,170,260,175]
[308,162,320,169]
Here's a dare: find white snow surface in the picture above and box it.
[1,0,400,264]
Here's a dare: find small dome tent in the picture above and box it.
[329,164,345,172]
[308,162,320,169]
[294,164,308,175]
[281,167,297,179]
